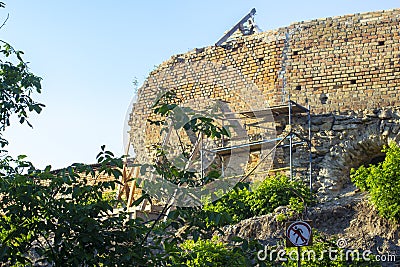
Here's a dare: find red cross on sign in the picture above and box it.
[286,221,313,247]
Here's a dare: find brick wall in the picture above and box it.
[129,8,400,168]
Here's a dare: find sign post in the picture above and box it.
[285,221,313,267]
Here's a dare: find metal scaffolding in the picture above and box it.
[205,97,313,192]
[120,97,314,218]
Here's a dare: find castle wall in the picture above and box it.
[128,8,400,194]
[132,8,400,115]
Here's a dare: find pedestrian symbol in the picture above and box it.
[286,221,312,247]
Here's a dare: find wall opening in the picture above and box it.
[366,153,386,166]
[319,93,328,104]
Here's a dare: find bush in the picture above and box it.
[204,174,312,224]
[249,175,312,216]
[203,182,252,223]
[169,238,246,267]
[350,142,400,222]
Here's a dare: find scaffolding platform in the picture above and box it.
[237,101,309,118]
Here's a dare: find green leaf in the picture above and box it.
[192,231,199,242]
[130,194,148,207]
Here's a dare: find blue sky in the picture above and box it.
[1,1,399,169]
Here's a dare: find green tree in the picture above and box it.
[0,41,44,148]
[0,150,159,266]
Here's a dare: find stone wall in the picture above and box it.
[128,8,400,194]
[298,107,400,194]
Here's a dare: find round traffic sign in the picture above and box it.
[286,221,312,247]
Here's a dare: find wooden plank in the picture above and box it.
[127,166,140,207]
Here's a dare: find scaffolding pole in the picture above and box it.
[288,96,293,180]
[203,98,312,189]
[308,104,312,192]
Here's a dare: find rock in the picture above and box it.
[338,118,363,125]
[392,124,400,134]
[378,109,392,119]
[334,115,350,121]
[312,116,334,125]
[332,124,347,131]
[314,146,329,155]
[311,125,320,132]
[362,116,372,122]
[366,114,378,118]
[382,126,391,136]
[332,124,358,131]
[320,122,333,131]
[274,206,287,213]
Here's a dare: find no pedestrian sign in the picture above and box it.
[286,221,313,247]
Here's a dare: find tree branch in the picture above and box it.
[0,13,9,30]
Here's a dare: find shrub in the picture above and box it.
[169,237,246,267]
[204,174,312,225]
[203,182,252,223]
[350,142,400,221]
[249,175,312,217]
